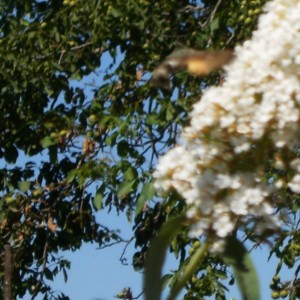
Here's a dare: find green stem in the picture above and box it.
[167,242,210,300]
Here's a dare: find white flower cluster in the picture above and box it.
[154,0,300,250]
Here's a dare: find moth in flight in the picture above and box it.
[152,48,234,88]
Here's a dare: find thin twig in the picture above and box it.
[209,0,223,24]
[132,290,144,299]
[70,41,93,51]
[58,50,66,65]
[200,0,223,30]
[119,237,134,265]
[33,40,96,61]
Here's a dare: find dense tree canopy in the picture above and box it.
[3,0,299,299]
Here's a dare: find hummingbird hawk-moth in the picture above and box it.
[152,48,234,88]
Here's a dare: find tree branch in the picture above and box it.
[3,244,12,300]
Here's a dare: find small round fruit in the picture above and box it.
[59,130,67,137]
[280,290,288,298]
[238,15,245,22]
[254,8,261,14]
[248,9,254,16]
[88,114,97,125]
[116,292,124,299]
[143,43,150,49]
[271,291,280,299]
[50,132,58,139]
[191,276,198,284]
[33,188,43,197]
[244,17,252,25]
[6,196,15,204]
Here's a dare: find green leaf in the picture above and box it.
[49,146,58,164]
[41,136,56,148]
[4,145,18,164]
[110,7,122,18]
[161,274,172,290]
[18,181,31,192]
[144,215,186,300]
[117,140,129,157]
[145,114,164,126]
[223,236,260,300]
[166,103,175,121]
[214,269,228,280]
[44,267,54,281]
[133,251,144,271]
[66,169,77,183]
[124,166,138,181]
[210,17,220,32]
[70,70,82,80]
[117,180,136,197]
[78,174,86,188]
[63,268,68,283]
[93,193,103,211]
[135,182,155,215]
[106,132,118,146]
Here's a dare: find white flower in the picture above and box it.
[212,213,234,238]
[288,175,300,193]
[290,159,300,172]
[154,0,300,249]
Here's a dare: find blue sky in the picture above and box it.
[49,223,279,300]
[51,211,143,300]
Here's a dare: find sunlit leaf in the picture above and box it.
[93,193,103,211]
[41,136,56,148]
[162,274,172,290]
[117,180,136,198]
[18,181,31,192]
[124,166,138,181]
[110,7,122,18]
[210,17,220,32]
[136,182,155,215]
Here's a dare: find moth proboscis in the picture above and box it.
[152,48,235,88]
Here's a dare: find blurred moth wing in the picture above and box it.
[152,48,234,88]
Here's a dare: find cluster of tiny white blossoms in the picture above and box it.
[154,0,300,250]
